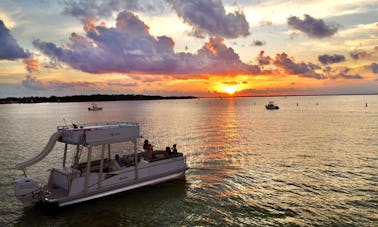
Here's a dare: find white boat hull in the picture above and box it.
[57,168,187,207]
[42,156,188,207]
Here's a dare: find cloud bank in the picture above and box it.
[318,54,346,65]
[273,53,324,79]
[62,0,144,19]
[368,63,378,73]
[287,14,338,39]
[22,75,92,90]
[167,0,250,38]
[0,20,30,60]
[33,11,260,77]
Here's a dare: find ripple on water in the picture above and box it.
[1,97,378,226]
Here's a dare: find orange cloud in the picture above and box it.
[22,57,39,73]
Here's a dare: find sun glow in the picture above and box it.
[222,85,239,95]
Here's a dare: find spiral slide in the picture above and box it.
[15,131,63,170]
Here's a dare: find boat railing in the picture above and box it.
[57,122,139,131]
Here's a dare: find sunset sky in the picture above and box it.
[0,0,377,98]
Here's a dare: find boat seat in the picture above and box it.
[76,158,112,173]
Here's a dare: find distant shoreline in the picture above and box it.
[0,94,197,104]
[1,93,377,104]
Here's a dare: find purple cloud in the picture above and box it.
[167,0,250,38]
[0,20,30,60]
[22,75,47,90]
[318,54,345,65]
[22,75,93,90]
[256,50,272,66]
[367,63,378,73]
[350,50,372,60]
[251,40,265,46]
[62,0,144,19]
[273,53,325,79]
[33,11,261,77]
[287,14,338,39]
[336,68,363,79]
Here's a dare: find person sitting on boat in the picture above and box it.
[143,139,153,152]
[114,154,125,168]
[164,147,172,158]
[143,140,155,160]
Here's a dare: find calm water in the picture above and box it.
[0,95,377,226]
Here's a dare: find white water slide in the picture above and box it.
[15,131,63,170]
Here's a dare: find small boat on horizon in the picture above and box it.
[265,101,279,110]
[14,122,189,207]
[88,103,103,111]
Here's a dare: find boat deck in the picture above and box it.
[47,186,68,200]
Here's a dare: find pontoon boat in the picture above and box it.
[15,122,188,207]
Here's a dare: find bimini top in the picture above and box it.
[58,122,140,145]
[16,122,140,170]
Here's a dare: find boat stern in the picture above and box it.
[15,177,41,207]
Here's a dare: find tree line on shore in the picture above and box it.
[0,94,196,104]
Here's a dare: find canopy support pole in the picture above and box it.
[133,139,138,179]
[98,144,105,188]
[63,143,68,168]
[84,146,92,192]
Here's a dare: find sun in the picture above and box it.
[222,85,239,95]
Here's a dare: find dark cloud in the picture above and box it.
[251,40,265,46]
[33,11,261,77]
[367,63,378,73]
[62,0,147,19]
[350,50,372,60]
[0,20,30,60]
[318,54,345,65]
[167,0,250,38]
[287,14,338,39]
[22,75,92,90]
[325,67,363,80]
[336,68,363,79]
[22,75,47,90]
[273,52,325,79]
[256,50,272,66]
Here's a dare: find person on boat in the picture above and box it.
[172,144,178,156]
[143,140,153,152]
[164,147,172,158]
[143,139,149,151]
[143,140,155,160]
[115,154,125,168]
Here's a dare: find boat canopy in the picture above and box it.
[15,122,140,170]
[59,122,140,146]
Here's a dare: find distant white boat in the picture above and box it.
[15,122,189,207]
[88,104,103,111]
[265,101,279,110]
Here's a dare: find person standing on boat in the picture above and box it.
[172,144,178,156]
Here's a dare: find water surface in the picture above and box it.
[0,95,377,226]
